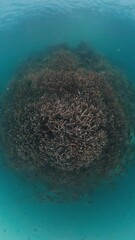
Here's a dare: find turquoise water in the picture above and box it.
[0,1,135,239]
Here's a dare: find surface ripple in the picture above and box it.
[1,0,135,29]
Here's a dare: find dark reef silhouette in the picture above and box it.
[0,42,135,201]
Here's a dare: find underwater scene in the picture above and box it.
[0,0,135,239]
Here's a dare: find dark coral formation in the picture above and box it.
[0,42,134,201]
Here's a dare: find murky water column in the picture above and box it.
[0,1,135,240]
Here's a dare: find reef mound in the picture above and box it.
[0,43,134,201]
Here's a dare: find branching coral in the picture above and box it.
[0,43,134,201]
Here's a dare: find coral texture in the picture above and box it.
[0,43,134,200]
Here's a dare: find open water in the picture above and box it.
[0,0,135,239]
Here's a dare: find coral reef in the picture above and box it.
[0,43,134,201]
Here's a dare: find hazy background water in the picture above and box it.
[0,0,135,239]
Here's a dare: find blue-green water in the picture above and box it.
[0,1,135,239]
